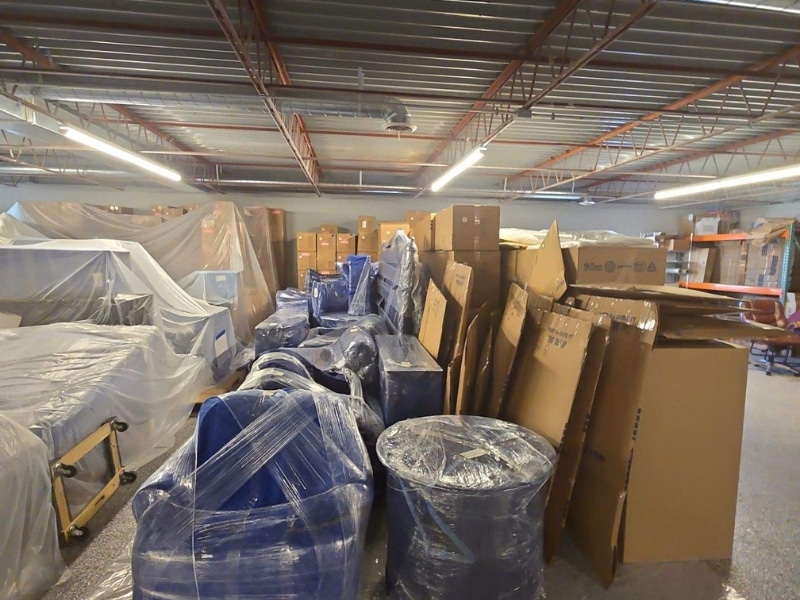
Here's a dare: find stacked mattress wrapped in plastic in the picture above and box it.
[131,389,373,600]
[378,416,556,600]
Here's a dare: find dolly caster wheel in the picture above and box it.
[111,421,129,432]
[120,471,137,484]
[68,525,89,539]
[54,463,77,478]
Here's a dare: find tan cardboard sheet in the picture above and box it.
[485,283,528,418]
[418,280,447,361]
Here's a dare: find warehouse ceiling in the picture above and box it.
[1,0,800,208]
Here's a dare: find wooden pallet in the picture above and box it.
[195,370,245,404]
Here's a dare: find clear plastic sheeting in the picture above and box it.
[0,237,236,380]
[349,261,379,317]
[276,288,312,313]
[254,307,309,357]
[131,389,372,600]
[9,201,274,343]
[376,232,427,335]
[499,228,659,249]
[0,323,207,467]
[377,416,556,600]
[0,414,64,600]
[318,312,365,328]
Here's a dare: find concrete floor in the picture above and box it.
[42,369,799,600]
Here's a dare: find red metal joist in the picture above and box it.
[205,0,320,194]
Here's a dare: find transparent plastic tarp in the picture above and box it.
[348,261,379,317]
[9,201,274,343]
[376,232,427,335]
[131,389,372,600]
[499,228,659,249]
[276,288,312,312]
[0,413,64,600]
[0,323,207,504]
[0,236,236,380]
[312,277,349,320]
[377,416,556,600]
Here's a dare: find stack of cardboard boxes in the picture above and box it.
[745,239,784,288]
[418,205,502,311]
[417,220,780,586]
[717,241,748,285]
[357,216,380,261]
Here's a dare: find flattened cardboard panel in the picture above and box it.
[658,315,787,340]
[580,296,659,346]
[486,283,528,418]
[444,354,463,415]
[567,318,654,586]
[623,344,748,563]
[455,306,491,415]
[419,280,447,360]
[474,321,496,417]
[570,283,737,304]
[440,263,474,365]
[544,309,611,563]
[504,312,593,448]
[527,292,555,314]
[522,221,567,300]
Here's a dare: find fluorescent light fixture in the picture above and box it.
[520,192,583,201]
[60,126,182,182]
[430,145,486,192]
[654,161,800,201]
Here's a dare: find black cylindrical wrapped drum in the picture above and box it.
[377,415,556,600]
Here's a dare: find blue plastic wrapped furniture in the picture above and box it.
[375,232,428,334]
[254,306,309,356]
[376,334,443,426]
[276,288,311,313]
[346,255,370,296]
[377,416,556,600]
[318,312,364,328]
[312,278,349,320]
[131,389,372,600]
[348,261,379,317]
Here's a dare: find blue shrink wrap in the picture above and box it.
[377,416,555,600]
[312,278,349,319]
[376,334,443,426]
[317,312,364,328]
[131,389,373,600]
[253,307,309,356]
[276,288,311,313]
[346,255,370,296]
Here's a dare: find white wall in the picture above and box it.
[0,184,681,236]
[739,201,800,229]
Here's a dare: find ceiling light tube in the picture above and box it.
[60,126,182,182]
[654,161,800,201]
[430,145,486,192]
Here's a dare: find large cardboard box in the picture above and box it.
[405,211,435,251]
[272,240,286,289]
[745,239,784,288]
[380,221,411,245]
[718,241,748,285]
[564,284,776,584]
[296,251,317,272]
[268,208,286,241]
[357,215,378,233]
[562,246,667,285]
[296,232,317,252]
[317,231,337,263]
[419,251,501,309]
[358,230,380,253]
[685,247,717,283]
[434,205,500,251]
[318,224,341,234]
[336,233,357,262]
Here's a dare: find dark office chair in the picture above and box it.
[744,299,800,377]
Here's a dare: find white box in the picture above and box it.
[695,217,721,235]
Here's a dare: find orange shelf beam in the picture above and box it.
[692,231,790,242]
[679,281,783,297]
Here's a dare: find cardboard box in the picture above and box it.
[744,239,784,287]
[272,240,286,289]
[317,231,337,262]
[419,251,501,309]
[296,251,317,272]
[685,247,717,283]
[297,270,307,290]
[562,246,667,286]
[380,221,411,244]
[357,216,378,233]
[405,211,435,251]
[419,280,447,361]
[296,232,317,252]
[268,208,286,242]
[486,283,528,418]
[317,258,337,272]
[718,241,748,285]
[358,251,379,262]
[0,311,22,329]
[336,233,357,258]
[695,216,722,235]
[319,224,340,234]
[358,230,380,253]
[433,205,500,251]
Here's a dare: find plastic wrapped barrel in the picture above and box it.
[377,415,555,600]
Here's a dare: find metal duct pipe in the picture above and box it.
[271,89,416,133]
[27,86,416,133]
[26,87,261,109]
